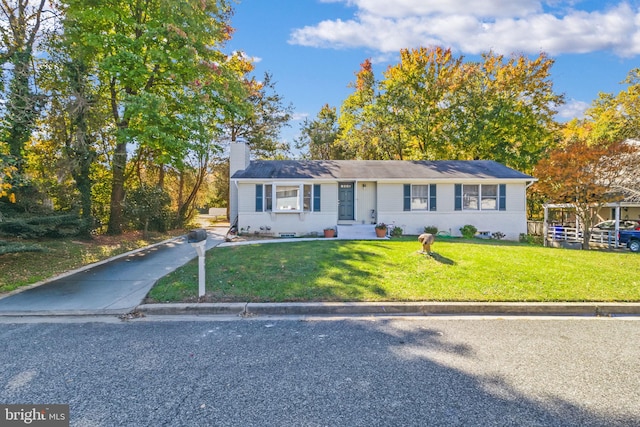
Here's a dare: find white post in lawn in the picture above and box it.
[195,242,206,298]
[188,229,208,298]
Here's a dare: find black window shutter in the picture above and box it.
[313,184,321,212]
[454,184,462,211]
[499,184,506,211]
[403,184,411,211]
[429,184,437,211]
[255,184,263,212]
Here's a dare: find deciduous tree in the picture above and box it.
[225,71,293,159]
[62,0,249,234]
[587,68,640,144]
[336,47,564,171]
[296,104,343,160]
[449,52,563,172]
[0,0,49,172]
[533,140,638,249]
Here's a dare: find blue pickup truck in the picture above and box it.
[619,230,640,252]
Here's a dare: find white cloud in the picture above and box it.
[556,99,590,120]
[289,1,640,57]
[339,0,542,18]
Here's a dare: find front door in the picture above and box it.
[338,182,355,220]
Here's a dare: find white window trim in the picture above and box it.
[411,184,430,211]
[461,184,499,211]
[264,183,314,213]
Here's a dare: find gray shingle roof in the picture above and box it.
[231,160,534,180]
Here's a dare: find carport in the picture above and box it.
[543,198,640,248]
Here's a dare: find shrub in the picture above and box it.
[0,240,45,255]
[491,231,505,240]
[390,226,403,237]
[519,233,543,245]
[124,185,172,233]
[424,226,438,234]
[459,224,478,239]
[0,214,83,238]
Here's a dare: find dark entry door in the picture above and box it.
[338,182,354,220]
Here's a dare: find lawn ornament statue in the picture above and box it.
[418,233,435,255]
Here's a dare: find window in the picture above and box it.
[412,185,429,210]
[276,185,299,210]
[463,185,479,210]
[455,184,506,211]
[481,185,497,210]
[404,184,437,211]
[256,184,320,212]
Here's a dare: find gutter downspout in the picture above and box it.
[526,180,537,242]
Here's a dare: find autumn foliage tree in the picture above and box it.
[0,149,16,203]
[334,47,563,171]
[0,0,49,173]
[533,140,638,249]
[61,0,249,234]
[339,58,395,159]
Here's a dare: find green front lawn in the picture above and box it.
[148,238,640,303]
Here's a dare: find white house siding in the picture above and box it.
[356,181,377,224]
[236,180,529,240]
[236,182,339,237]
[376,182,528,240]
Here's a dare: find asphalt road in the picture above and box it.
[1,316,639,427]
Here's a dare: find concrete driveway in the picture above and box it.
[0,229,224,316]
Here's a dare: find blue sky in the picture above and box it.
[226,0,640,147]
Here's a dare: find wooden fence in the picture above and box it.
[546,226,619,248]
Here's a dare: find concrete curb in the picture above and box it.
[136,302,640,317]
[0,309,132,317]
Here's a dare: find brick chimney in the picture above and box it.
[229,142,250,223]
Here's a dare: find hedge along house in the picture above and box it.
[229,142,537,240]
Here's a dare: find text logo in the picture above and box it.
[1,405,69,427]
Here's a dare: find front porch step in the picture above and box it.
[337,224,386,240]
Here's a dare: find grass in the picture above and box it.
[148,237,640,303]
[0,231,183,294]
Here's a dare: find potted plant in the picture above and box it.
[375,223,388,238]
[323,227,336,238]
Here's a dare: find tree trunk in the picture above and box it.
[6,51,37,173]
[177,170,184,213]
[72,146,94,238]
[66,60,96,239]
[176,154,209,227]
[157,163,165,189]
[106,141,127,235]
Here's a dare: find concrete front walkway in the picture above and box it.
[0,229,225,316]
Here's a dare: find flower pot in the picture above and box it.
[324,229,336,238]
[375,227,387,238]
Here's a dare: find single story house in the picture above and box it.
[229,142,536,240]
